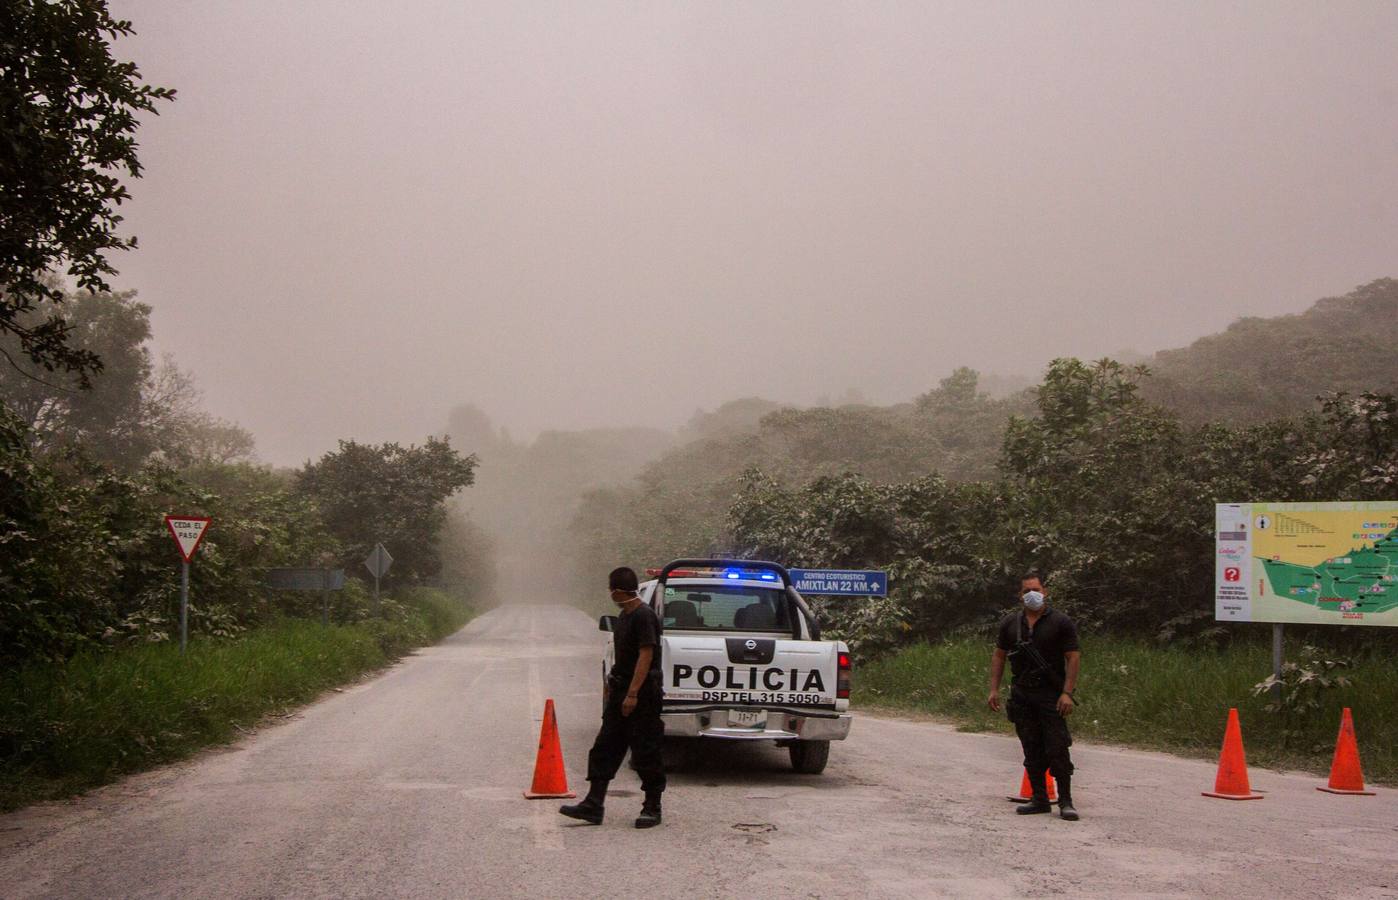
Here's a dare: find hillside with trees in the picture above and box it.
[1145,278,1398,424]
[566,374,1030,598]
[564,280,1398,646]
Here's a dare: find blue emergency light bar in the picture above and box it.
[719,568,778,580]
[656,559,792,587]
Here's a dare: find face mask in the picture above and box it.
[1022,590,1045,611]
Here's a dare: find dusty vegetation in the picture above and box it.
[0,588,473,811]
[2,289,484,812]
[557,280,1398,775]
[857,636,1398,785]
[571,282,1398,640]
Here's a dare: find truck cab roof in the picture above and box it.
[640,560,821,640]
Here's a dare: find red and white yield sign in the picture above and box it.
[164,515,212,562]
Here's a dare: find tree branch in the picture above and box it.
[0,346,79,393]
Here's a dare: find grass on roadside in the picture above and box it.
[0,588,473,812]
[855,637,1398,785]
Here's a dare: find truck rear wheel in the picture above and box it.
[789,739,830,774]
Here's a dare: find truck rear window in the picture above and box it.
[661,586,792,633]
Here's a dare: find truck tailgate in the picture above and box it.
[661,634,841,709]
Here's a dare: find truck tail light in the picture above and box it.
[837,651,852,699]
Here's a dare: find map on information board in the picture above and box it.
[1216,502,1398,626]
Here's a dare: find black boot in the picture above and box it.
[1015,796,1052,815]
[559,780,607,825]
[1016,770,1052,814]
[1056,775,1078,821]
[634,791,662,829]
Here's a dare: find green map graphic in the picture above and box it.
[1261,529,1398,614]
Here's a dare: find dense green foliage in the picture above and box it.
[296,438,477,584]
[857,636,1398,784]
[1,1,174,380]
[0,408,327,664]
[566,281,1398,621]
[729,358,1398,650]
[0,401,479,666]
[0,588,473,811]
[1,293,480,666]
[0,286,483,809]
[558,283,1398,662]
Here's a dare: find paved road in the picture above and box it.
[2,604,1395,899]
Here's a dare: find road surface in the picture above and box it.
[2,604,1394,899]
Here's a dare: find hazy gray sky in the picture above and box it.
[110,1,1398,464]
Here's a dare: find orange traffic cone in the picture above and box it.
[523,698,576,799]
[1006,768,1057,802]
[1317,707,1375,795]
[1202,707,1263,800]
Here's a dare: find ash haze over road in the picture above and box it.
[108,1,1398,464]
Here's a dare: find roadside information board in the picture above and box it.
[790,569,888,597]
[1216,502,1398,627]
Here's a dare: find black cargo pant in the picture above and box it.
[1008,685,1074,794]
[586,680,666,796]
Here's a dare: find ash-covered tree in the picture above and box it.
[297,438,477,583]
[1,1,174,381]
[1299,391,1398,500]
[1,287,152,462]
[0,288,253,469]
[995,358,1208,629]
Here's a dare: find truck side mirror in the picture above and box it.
[598,615,617,633]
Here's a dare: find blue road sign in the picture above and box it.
[789,569,888,597]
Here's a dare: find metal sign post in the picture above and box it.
[164,516,212,654]
[180,558,190,652]
[363,543,393,614]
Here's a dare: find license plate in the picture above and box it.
[728,710,767,728]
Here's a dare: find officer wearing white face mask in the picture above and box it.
[988,572,1082,820]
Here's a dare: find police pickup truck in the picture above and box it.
[601,559,852,774]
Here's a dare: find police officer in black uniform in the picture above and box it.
[560,566,666,828]
[988,572,1081,821]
